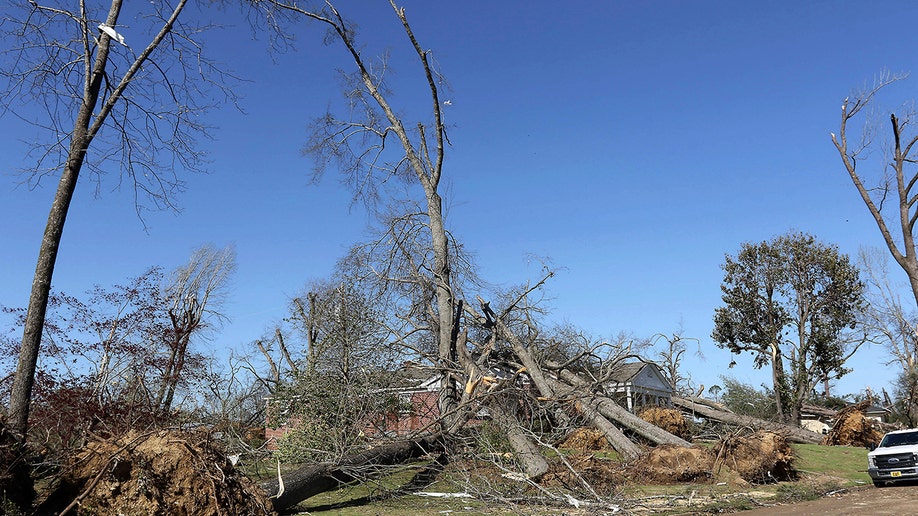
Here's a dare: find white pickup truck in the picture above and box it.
[867,428,918,487]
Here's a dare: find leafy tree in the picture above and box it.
[719,377,777,420]
[712,232,866,424]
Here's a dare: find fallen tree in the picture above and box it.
[261,433,445,512]
[672,396,823,444]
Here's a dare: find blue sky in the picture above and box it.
[2,0,917,398]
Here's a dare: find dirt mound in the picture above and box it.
[559,427,612,452]
[823,401,885,447]
[639,407,691,439]
[38,429,275,516]
[629,445,715,483]
[714,431,795,483]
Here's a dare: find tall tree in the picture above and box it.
[269,1,461,422]
[831,74,918,417]
[1,0,235,438]
[831,72,918,310]
[712,232,866,424]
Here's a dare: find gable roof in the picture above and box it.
[608,362,651,383]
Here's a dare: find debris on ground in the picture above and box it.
[559,427,613,452]
[541,453,625,495]
[37,429,275,516]
[639,407,692,440]
[822,400,885,447]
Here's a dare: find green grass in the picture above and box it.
[792,443,870,485]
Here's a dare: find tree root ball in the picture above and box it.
[638,407,692,440]
[713,431,796,483]
[559,427,613,452]
[822,401,885,447]
[38,429,275,516]
[628,431,796,485]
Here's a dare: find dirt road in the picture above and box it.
[732,484,918,515]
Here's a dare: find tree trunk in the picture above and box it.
[544,373,641,459]
[546,362,691,447]
[7,0,125,439]
[260,433,445,511]
[671,396,822,444]
[454,330,549,478]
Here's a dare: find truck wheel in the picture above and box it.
[873,481,885,488]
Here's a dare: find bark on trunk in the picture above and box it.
[546,362,691,447]
[260,434,445,511]
[7,0,125,439]
[671,396,822,444]
[454,330,550,479]
[552,375,642,459]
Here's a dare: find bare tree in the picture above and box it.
[1,0,236,439]
[268,0,461,423]
[154,244,236,413]
[859,247,918,371]
[831,72,918,309]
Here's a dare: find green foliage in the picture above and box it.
[712,232,865,422]
[720,376,778,420]
[271,368,406,463]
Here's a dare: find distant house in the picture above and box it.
[864,404,890,423]
[603,361,673,412]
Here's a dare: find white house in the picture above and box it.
[603,361,673,412]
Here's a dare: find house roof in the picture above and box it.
[608,362,652,383]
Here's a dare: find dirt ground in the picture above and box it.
[729,484,918,515]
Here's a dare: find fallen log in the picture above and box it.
[455,328,550,479]
[671,396,823,444]
[261,433,445,511]
[544,375,642,459]
[545,361,692,448]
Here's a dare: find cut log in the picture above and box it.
[671,396,823,444]
[261,433,444,511]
